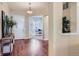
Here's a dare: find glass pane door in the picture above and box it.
[29,16,43,39]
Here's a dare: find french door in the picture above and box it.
[29,16,43,39]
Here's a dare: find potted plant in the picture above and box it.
[5,15,16,34]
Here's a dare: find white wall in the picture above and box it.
[67,2,79,56]
[77,3,79,33]
[70,3,77,33]
[49,2,79,56]
[48,3,54,55]
[52,3,67,55]
[49,2,68,56]
[25,15,29,39]
[43,16,49,40]
[12,14,25,39]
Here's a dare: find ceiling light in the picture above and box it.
[27,3,32,14]
[27,7,32,14]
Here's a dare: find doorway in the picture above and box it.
[29,16,43,40]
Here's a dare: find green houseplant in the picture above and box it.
[5,15,16,34]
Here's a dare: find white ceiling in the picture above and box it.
[7,2,49,11]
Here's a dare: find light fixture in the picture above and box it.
[27,3,32,14]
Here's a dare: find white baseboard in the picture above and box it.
[15,37,29,40]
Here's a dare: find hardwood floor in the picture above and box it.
[12,39,48,56]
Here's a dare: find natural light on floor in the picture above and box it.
[28,39,41,55]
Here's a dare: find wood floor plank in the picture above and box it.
[12,39,48,56]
